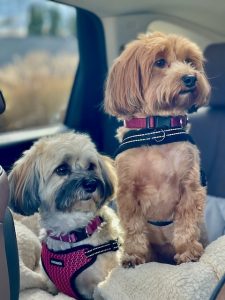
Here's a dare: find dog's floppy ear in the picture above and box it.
[98,155,118,203]
[104,41,145,117]
[8,150,41,216]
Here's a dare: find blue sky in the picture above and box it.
[0,0,75,36]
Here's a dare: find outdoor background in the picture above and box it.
[0,0,78,133]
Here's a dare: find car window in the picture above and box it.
[0,0,78,133]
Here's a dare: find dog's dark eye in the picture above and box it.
[87,162,96,171]
[185,58,195,67]
[154,58,167,68]
[55,163,71,176]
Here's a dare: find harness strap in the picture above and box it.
[85,240,119,257]
[148,220,173,227]
[115,127,194,157]
[41,239,119,300]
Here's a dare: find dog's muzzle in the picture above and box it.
[179,74,197,95]
[55,173,103,210]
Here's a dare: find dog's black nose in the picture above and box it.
[182,75,197,88]
[82,178,98,193]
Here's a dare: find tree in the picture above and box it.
[48,8,60,36]
[28,4,44,36]
[68,14,77,37]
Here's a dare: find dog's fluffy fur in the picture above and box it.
[12,212,48,291]
[104,32,210,267]
[9,132,122,299]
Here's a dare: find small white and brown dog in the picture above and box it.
[9,131,122,299]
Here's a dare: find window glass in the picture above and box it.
[0,0,78,133]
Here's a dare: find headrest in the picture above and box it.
[0,91,5,114]
[204,43,225,108]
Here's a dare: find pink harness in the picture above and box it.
[41,240,119,299]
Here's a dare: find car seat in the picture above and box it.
[189,43,225,198]
[0,166,20,300]
[0,90,19,299]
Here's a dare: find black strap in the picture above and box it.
[85,240,119,258]
[148,220,173,227]
[115,127,195,157]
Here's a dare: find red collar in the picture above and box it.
[124,115,188,129]
[47,216,103,243]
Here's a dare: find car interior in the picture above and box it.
[0,0,225,299]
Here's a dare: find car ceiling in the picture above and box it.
[53,0,225,37]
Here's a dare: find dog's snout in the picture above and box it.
[82,178,98,193]
[182,75,197,88]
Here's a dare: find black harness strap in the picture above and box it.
[85,240,119,257]
[148,220,173,227]
[115,127,195,157]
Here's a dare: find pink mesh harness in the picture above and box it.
[41,240,119,299]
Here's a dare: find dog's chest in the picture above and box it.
[116,142,197,216]
[117,142,193,180]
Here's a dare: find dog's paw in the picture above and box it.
[122,253,146,268]
[174,241,204,264]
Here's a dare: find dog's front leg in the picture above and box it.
[173,173,206,264]
[117,189,151,268]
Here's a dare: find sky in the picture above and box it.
[0,0,75,37]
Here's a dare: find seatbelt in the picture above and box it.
[210,273,225,300]
[0,166,10,300]
[0,91,6,114]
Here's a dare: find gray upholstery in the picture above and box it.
[189,43,225,198]
[204,43,225,108]
[0,166,19,300]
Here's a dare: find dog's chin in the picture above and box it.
[71,197,99,214]
[179,87,196,95]
[172,87,199,110]
[80,194,93,201]
[63,189,102,213]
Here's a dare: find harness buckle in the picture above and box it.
[109,240,119,251]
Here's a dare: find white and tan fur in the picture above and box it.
[12,212,48,291]
[104,32,210,267]
[9,132,122,299]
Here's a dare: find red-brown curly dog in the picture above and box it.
[104,32,210,267]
